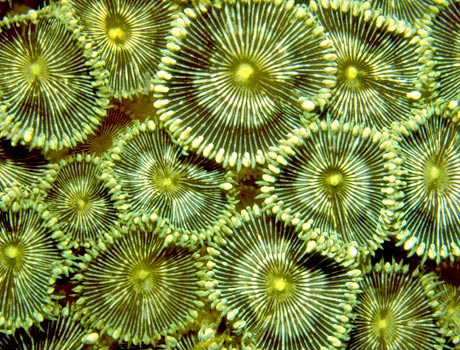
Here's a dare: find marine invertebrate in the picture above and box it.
[430,259,460,347]
[424,272,460,347]
[102,120,234,247]
[74,105,131,155]
[154,0,337,170]
[0,200,64,333]
[427,0,460,105]
[348,259,444,350]
[65,0,175,99]
[0,305,96,350]
[202,210,361,350]
[309,0,423,129]
[394,110,460,263]
[41,153,120,250]
[259,119,402,253]
[0,4,110,152]
[368,0,440,24]
[73,227,203,345]
[0,138,49,205]
[163,319,258,350]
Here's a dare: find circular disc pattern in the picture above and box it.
[67,0,174,98]
[0,139,49,203]
[73,229,202,345]
[310,0,422,129]
[395,112,460,263]
[204,211,360,350]
[0,202,62,333]
[348,260,443,350]
[103,121,234,247]
[260,120,401,252]
[42,153,119,249]
[429,0,460,105]
[155,0,337,169]
[0,5,109,151]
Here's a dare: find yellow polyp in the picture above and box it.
[71,194,91,213]
[30,62,43,77]
[76,199,87,210]
[2,243,23,270]
[342,64,362,88]
[324,170,345,195]
[375,318,388,331]
[345,65,359,80]
[4,245,20,259]
[373,309,394,341]
[272,277,287,292]
[132,266,155,293]
[267,274,294,300]
[24,58,48,83]
[429,165,441,181]
[135,268,150,280]
[424,159,448,191]
[154,168,181,194]
[234,63,255,83]
[326,172,344,187]
[161,177,173,187]
[108,27,127,42]
[232,61,260,88]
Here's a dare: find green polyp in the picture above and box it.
[154,167,181,194]
[324,169,346,194]
[372,308,394,342]
[131,264,156,294]
[70,193,91,214]
[106,16,130,46]
[24,57,48,84]
[232,60,259,88]
[424,157,448,192]
[1,242,24,270]
[267,273,295,301]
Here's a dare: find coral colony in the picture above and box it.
[0,0,459,349]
